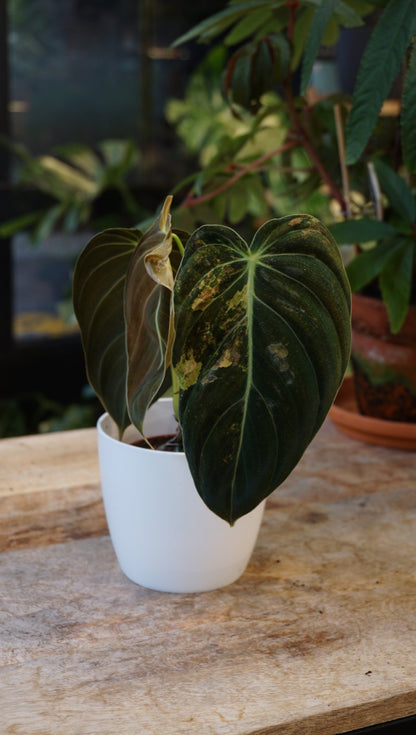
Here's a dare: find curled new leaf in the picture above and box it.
[125,196,177,436]
[173,214,351,524]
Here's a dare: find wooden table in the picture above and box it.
[1,418,415,735]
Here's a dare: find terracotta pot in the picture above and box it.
[329,377,416,450]
[351,293,416,422]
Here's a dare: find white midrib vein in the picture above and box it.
[229,254,257,519]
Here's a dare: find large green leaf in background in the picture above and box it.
[402,42,416,173]
[373,158,416,223]
[173,214,351,524]
[379,239,415,333]
[73,228,141,435]
[345,0,416,164]
[172,1,274,47]
[300,0,339,96]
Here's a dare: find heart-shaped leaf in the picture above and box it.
[73,228,141,435]
[173,214,351,524]
[73,197,181,439]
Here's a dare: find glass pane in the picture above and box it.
[12,231,82,339]
[7,0,218,339]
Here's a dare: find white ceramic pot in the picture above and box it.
[97,398,265,593]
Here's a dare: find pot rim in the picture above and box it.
[97,398,185,457]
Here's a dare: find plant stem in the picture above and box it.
[181,139,298,209]
[286,1,299,42]
[172,231,184,255]
[170,365,180,422]
[283,80,347,213]
[334,104,351,218]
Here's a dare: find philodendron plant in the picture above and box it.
[73,196,351,524]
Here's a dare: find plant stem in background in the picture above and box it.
[283,79,346,214]
[171,365,180,423]
[334,104,351,219]
[367,161,383,221]
[181,140,298,210]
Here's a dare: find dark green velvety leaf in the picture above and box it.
[329,217,396,244]
[173,214,351,524]
[402,42,416,173]
[380,240,414,333]
[73,228,141,434]
[373,158,416,223]
[345,0,416,164]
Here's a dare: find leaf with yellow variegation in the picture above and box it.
[173,214,351,524]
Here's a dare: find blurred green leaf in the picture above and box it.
[346,237,403,291]
[329,217,396,243]
[292,7,314,71]
[334,0,368,26]
[246,173,270,218]
[173,1,275,46]
[62,203,85,233]
[37,155,100,196]
[380,240,414,332]
[402,42,416,173]
[227,179,250,223]
[374,158,416,222]
[0,211,41,238]
[346,0,416,163]
[32,203,66,242]
[301,0,338,95]
[225,7,273,45]
[53,142,102,178]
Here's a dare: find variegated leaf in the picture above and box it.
[173,214,351,523]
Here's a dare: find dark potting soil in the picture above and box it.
[131,434,183,452]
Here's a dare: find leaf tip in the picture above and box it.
[160,195,173,233]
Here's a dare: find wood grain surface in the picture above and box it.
[0,420,415,735]
[0,428,105,552]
